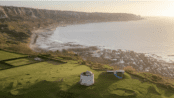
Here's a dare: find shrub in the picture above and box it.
[124,66,136,73]
[111,66,120,70]
[151,74,163,82]
[102,65,113,70]
[8,25,15,31]
[2,42,35,55]
[62,49,68,54]
[78,60,87,65]
[81,60,86,65]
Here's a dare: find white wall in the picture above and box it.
[80,74,94,86]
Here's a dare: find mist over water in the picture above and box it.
[42,17,174,62]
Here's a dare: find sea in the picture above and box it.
[36,16,174,62]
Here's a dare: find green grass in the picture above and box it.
[5,58,38,67]
[56,57,63,60]
[0,50,174,98]
[102,65,113,70]
[0,50,27,61]
[0,63,11,69]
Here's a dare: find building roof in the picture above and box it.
[107,70,125,72]
[81,71,93,76]
[115,70,125,72]
[86,71,92,75]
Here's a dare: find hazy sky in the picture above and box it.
[0,0,174,17]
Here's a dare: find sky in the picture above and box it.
[0,0,174,17]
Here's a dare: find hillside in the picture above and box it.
[0,5,143,23]
[0,5,143,43]
[1,5,174,98]
[0,50,174,98]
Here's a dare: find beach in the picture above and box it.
[29,24,59,52]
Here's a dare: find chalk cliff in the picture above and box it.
[0,5,143,23]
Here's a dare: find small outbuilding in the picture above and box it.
[114,70,125,79]
[107,70,125,79]
[80,71,94,86]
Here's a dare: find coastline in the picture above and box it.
[28,18,146,52]
[28,21,116,52]
[28,21,174,79]
[29,23,89,52]
[29,24,59,52]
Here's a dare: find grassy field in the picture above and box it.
[0,50,27,61]
[0,50,174,98]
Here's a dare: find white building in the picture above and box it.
[80,71,94,86]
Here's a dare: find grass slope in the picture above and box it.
[0,50,174,98]
[0,50,27,61]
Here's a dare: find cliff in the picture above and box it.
[0,5,143,23]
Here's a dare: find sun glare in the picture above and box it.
[160,2,174,17]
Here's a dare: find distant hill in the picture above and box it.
[0,5,143,23]
[0,5,144,43]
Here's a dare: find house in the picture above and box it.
[80,71,94,86]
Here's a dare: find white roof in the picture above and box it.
[115,70,125,72]
[107,70,125,73]
[81,71,93,76]
[114,70,125,74]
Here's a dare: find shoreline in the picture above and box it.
[29,21,174,64]
[28,18,146,52]
[29,24,59,52]
[28,21,174,79]
[27,22,174,78]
